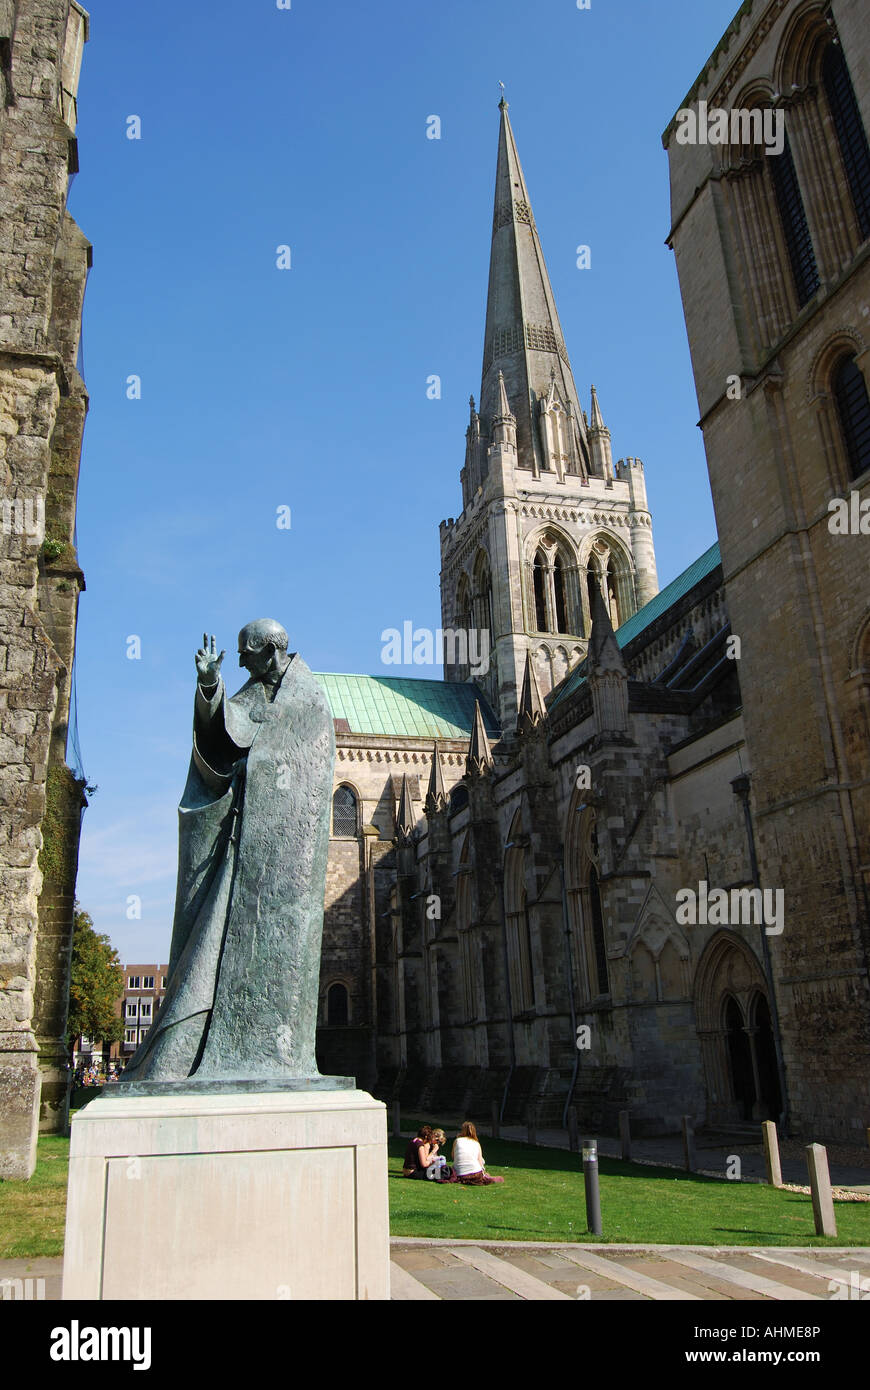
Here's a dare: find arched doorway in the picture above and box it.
[724,994,755,1120]
[694,932,782,1127]
[750,992,783,1121]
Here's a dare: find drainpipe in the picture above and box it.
[731,773,790,1134]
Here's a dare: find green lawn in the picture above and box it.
[2,1132,868,1259]
[0,1135,70,1258]
[388,1135,870,1247]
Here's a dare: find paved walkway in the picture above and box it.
[4,1246,869,1302]
[390,1241,870,1301]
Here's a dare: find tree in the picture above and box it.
[67,904,125,1062]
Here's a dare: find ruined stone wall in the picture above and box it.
[0,0,89,1178]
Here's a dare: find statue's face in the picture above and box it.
[238,641,275,677]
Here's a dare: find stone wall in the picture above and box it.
[664,0,870,1139]
[0,0,89,1178]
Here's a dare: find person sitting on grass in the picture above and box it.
[425,1129,457,1182]
[402,1123,436,1178]
[452,1120,505,1185]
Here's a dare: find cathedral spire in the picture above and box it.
[466,701,494,777]
[395,773,416,843]
[480,100,589,474]
[424,743,448,816]
[516,651,546,734]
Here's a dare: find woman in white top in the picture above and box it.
[452,1120,505,1185]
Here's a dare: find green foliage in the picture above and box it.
[66,904,124,1053]
[40,536,68,564]
[37,763,80,886]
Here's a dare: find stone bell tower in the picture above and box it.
[440,99,659,730]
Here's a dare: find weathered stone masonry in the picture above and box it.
[0,0,89,1178]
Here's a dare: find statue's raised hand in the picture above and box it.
[196,633,225,689]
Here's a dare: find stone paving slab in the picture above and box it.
[389,1242,870,1300]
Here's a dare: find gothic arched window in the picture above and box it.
[553,555,568,633]
[326,982,349,1025]
[449,783,469,815]
[833,354,870,480]
[769,132,819,308]
[332,785,358,837]
[822,41,870,241]
[533,550,548,632]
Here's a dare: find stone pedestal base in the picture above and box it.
[62,1088,389,1300]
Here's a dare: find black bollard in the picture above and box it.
[582,1138,602,1236]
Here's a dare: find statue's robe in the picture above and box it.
[122,654,335,1083]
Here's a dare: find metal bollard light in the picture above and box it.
[582,1138,602,1236]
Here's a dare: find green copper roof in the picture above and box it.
[314,673,500,740]
[614,540,721,649]
[550,540,721,709]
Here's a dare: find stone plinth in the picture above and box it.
[62,1088,389,1301]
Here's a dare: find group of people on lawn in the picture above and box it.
[402,1121,505,1185]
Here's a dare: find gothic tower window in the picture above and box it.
[533,549,548,631]
[472,551,494,644]
[769,131,819,308]
[553,554,568,633]
[822,41,870,241]
[833,354,870,480]
[332,785,358,837]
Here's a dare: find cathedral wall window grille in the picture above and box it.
[332,785,359,838]
[833,354,870,480]
[326,982,349,1026]
[822,40,870,242]
[449,783,469,815]
[769,130,820,308]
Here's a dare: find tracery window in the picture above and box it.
[332,785,358,837]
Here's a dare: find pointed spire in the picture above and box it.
[395,773,416,842]
[516,651,546,734]
[424,743,448,816]
[466,700,494,777]
[479,102,589,472]
[587,383,613,480]
[497,369,511,417]
[588,584,626,674]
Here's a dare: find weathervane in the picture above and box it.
[499,80,507,108]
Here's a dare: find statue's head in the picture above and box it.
[238,618,290,679]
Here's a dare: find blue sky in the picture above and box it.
[69,0,740,961]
